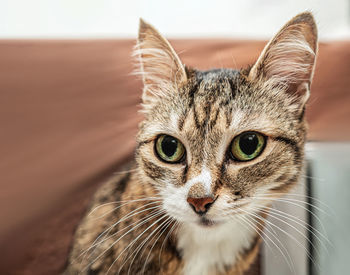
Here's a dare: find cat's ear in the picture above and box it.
[135,19,187,106]
[248,12,318,106]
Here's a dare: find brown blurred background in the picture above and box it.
[1,1,350,274]
[1,39,349,275]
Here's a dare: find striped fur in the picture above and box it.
[66,12,317,275]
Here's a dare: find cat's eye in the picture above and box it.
[155,135,185,163]
[230,132,266,161]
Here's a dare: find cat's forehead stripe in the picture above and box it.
[178,69,240,135]
[181,70,240,133]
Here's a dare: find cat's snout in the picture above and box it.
[187,196,215,215]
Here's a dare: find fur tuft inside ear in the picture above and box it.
[134,19,187,109]
[248,12,318,105]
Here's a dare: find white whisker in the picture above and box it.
[79,202,162,261]
[237,213,295,273]
[106,214,169,274]
[82,208,166,272]
[141,218,174,274]
[88,197,161,217]
[249,203,331,250]
[251,195,329,235]
[240,207,318,269]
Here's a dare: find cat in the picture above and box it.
[65,12,318,275]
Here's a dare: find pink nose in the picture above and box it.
[187,197,214,214]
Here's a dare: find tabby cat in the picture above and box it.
[65,12,318,275]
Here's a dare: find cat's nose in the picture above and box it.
[187,197,214,215]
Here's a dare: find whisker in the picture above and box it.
[141,218,174,274]
[158,220,179,269]
[81,208,166,272]
[261,192,334,214]
[248,205,324,258]
[249,203,331,250]
[85,207,164,259]
[112,168,138,175]
[253,195,330,216]
[79,202,162,260]
[123,217,172,275]
[88,197,162,217]
[121,217,172,275]
[236,213,295,273]
[299,174,325,182]
[251,196,329,236]
[240,208,318,269]
[224,208,280,259]
[106,214,169,275]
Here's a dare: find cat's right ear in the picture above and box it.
[135,19,187,108]
[248,12,318,108]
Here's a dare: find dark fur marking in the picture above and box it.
[236,157,279,182]
[142,158,167,180]
[274,136,301,162]
[270,174,298,191]
[209,107,220,129]
[202,102,212,129]
[137,139,153,149]
[179,81,199,131]
[299,106,306,122]
[192,101,201,129]
[219,154,230,179]
[228,78,237,100]
[213,179,223,193]
[225,107,232,128]
[275,173,288,183]
[187,81,200,108]
[166,235,182,260]
[182,164,188,185]
[178,115,185,131]
[188,82,199,99]
[284,174,298,186]
[111,171,131,197]
[88,248,113,274]
[87,267,100,275]
[96,171,131,214]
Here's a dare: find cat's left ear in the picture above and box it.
[248,12,318,107]
[135,19,187,106]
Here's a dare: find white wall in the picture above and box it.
[1,0,349,39]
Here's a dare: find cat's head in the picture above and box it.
[135,13,317,227]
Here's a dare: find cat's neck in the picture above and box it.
[176,219,258,275]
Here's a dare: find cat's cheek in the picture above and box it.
[206,193,234,218]
[137,153,185,187]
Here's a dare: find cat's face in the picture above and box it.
[135,13,317,227]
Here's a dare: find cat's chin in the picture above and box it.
[174,214,227,228]
[196,217,223,228]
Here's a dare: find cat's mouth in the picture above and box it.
[198,217,220,227]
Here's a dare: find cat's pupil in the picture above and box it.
[239,134,258,155]
[161,136,178,157]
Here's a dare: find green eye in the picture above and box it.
[155,135,185,163]
[230,132,266,161]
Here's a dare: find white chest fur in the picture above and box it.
[176,218,256,275]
